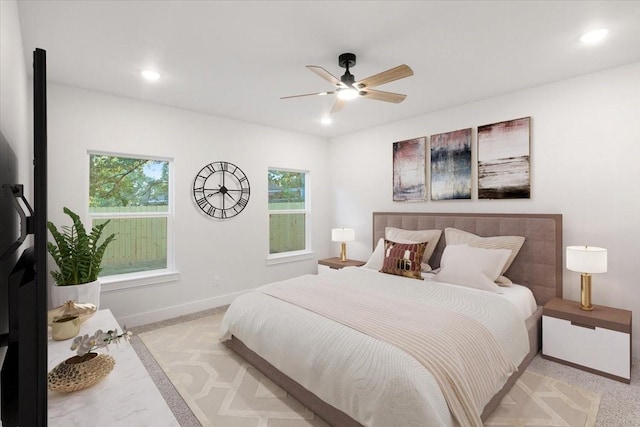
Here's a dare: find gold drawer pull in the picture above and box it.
[571,321,595,330]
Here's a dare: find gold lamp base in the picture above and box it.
[339,242,347,262]
[579,273,593,311]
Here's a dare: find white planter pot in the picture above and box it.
[50,280,101,310]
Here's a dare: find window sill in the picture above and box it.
[266,251,315,265]
[100,269,180,292]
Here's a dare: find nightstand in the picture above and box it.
[542,297,632,383]
[318,257,366,274]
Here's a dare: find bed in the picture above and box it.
[221,212,562,426]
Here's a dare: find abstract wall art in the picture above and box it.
[478,117,531,199]
[430,128,472,200]
[393,137,427,201]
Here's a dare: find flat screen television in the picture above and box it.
[0,48,48,426]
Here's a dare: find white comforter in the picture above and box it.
[220,267,530,427]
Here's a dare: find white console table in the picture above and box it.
[48,309,179,426]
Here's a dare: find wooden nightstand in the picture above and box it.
[318,257,366,274]
[542,297,632,383]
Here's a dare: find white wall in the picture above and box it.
[329,62,640,356]
[46,84,331,325]
[0,0,31,196]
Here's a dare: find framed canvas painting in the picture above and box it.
[393,137,426,201]
[478,117,531,199]
[430,128,472,200]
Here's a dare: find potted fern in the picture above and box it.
[48,207,116,309]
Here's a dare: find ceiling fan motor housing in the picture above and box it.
[338,53,357,86]
[338,53,356,69]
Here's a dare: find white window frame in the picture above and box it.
[266,167,313,264]
[87,150,178,291]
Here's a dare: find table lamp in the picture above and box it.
[566,245,607,311]
[331,228,355,262]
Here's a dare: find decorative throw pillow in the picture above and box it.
[435,244,511,293]
[444,228,525,283]
[495,275,513,286]
[379,240,427,280]
[362,238,385,270]
[385,227,442,271]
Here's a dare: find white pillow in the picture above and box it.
[435,244,511,293]
[444,227,525,285]
[362,238,385,270]
[385,227,442,271]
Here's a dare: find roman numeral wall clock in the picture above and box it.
[192,161,250,219]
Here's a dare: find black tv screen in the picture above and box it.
[0,129,19,359]
[0,130,20,426]
[0,47,48,426]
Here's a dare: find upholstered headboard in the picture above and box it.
[372,212,563,306]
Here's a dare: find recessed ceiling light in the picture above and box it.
[141,70,161,81]
[321,116,332,125]
[580,28,609,44]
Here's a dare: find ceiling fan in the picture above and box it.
[281,53,414,114]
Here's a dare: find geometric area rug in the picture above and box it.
[485,371,600,426]
[138,312,600,427]
[139,311,328,427]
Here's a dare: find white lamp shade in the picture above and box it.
[566,246,607,274]
[331,228,355,242]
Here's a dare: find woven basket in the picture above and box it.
[48,353,115,393]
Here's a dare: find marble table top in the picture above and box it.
[48,309,179,426]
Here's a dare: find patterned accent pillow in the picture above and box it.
[385,227,442,271]
[379,240,427,280]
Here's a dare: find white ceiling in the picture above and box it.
[16,1,640,138]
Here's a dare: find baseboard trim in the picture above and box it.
[116,289,253,327]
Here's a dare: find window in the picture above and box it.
[268,168,310,257]
[89,153,173,278]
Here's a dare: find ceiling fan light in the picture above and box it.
[337,88,359,101]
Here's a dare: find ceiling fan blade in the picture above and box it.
[354,64,413,89]
[331,97,346,114]
[361,89,407,103]
[281,91,335,100]
[307,66,344,87]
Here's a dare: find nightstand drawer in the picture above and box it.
[543,315,630,380]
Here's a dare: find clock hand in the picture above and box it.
[225,192,237,202]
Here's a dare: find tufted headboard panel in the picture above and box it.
[372,212,563,306]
